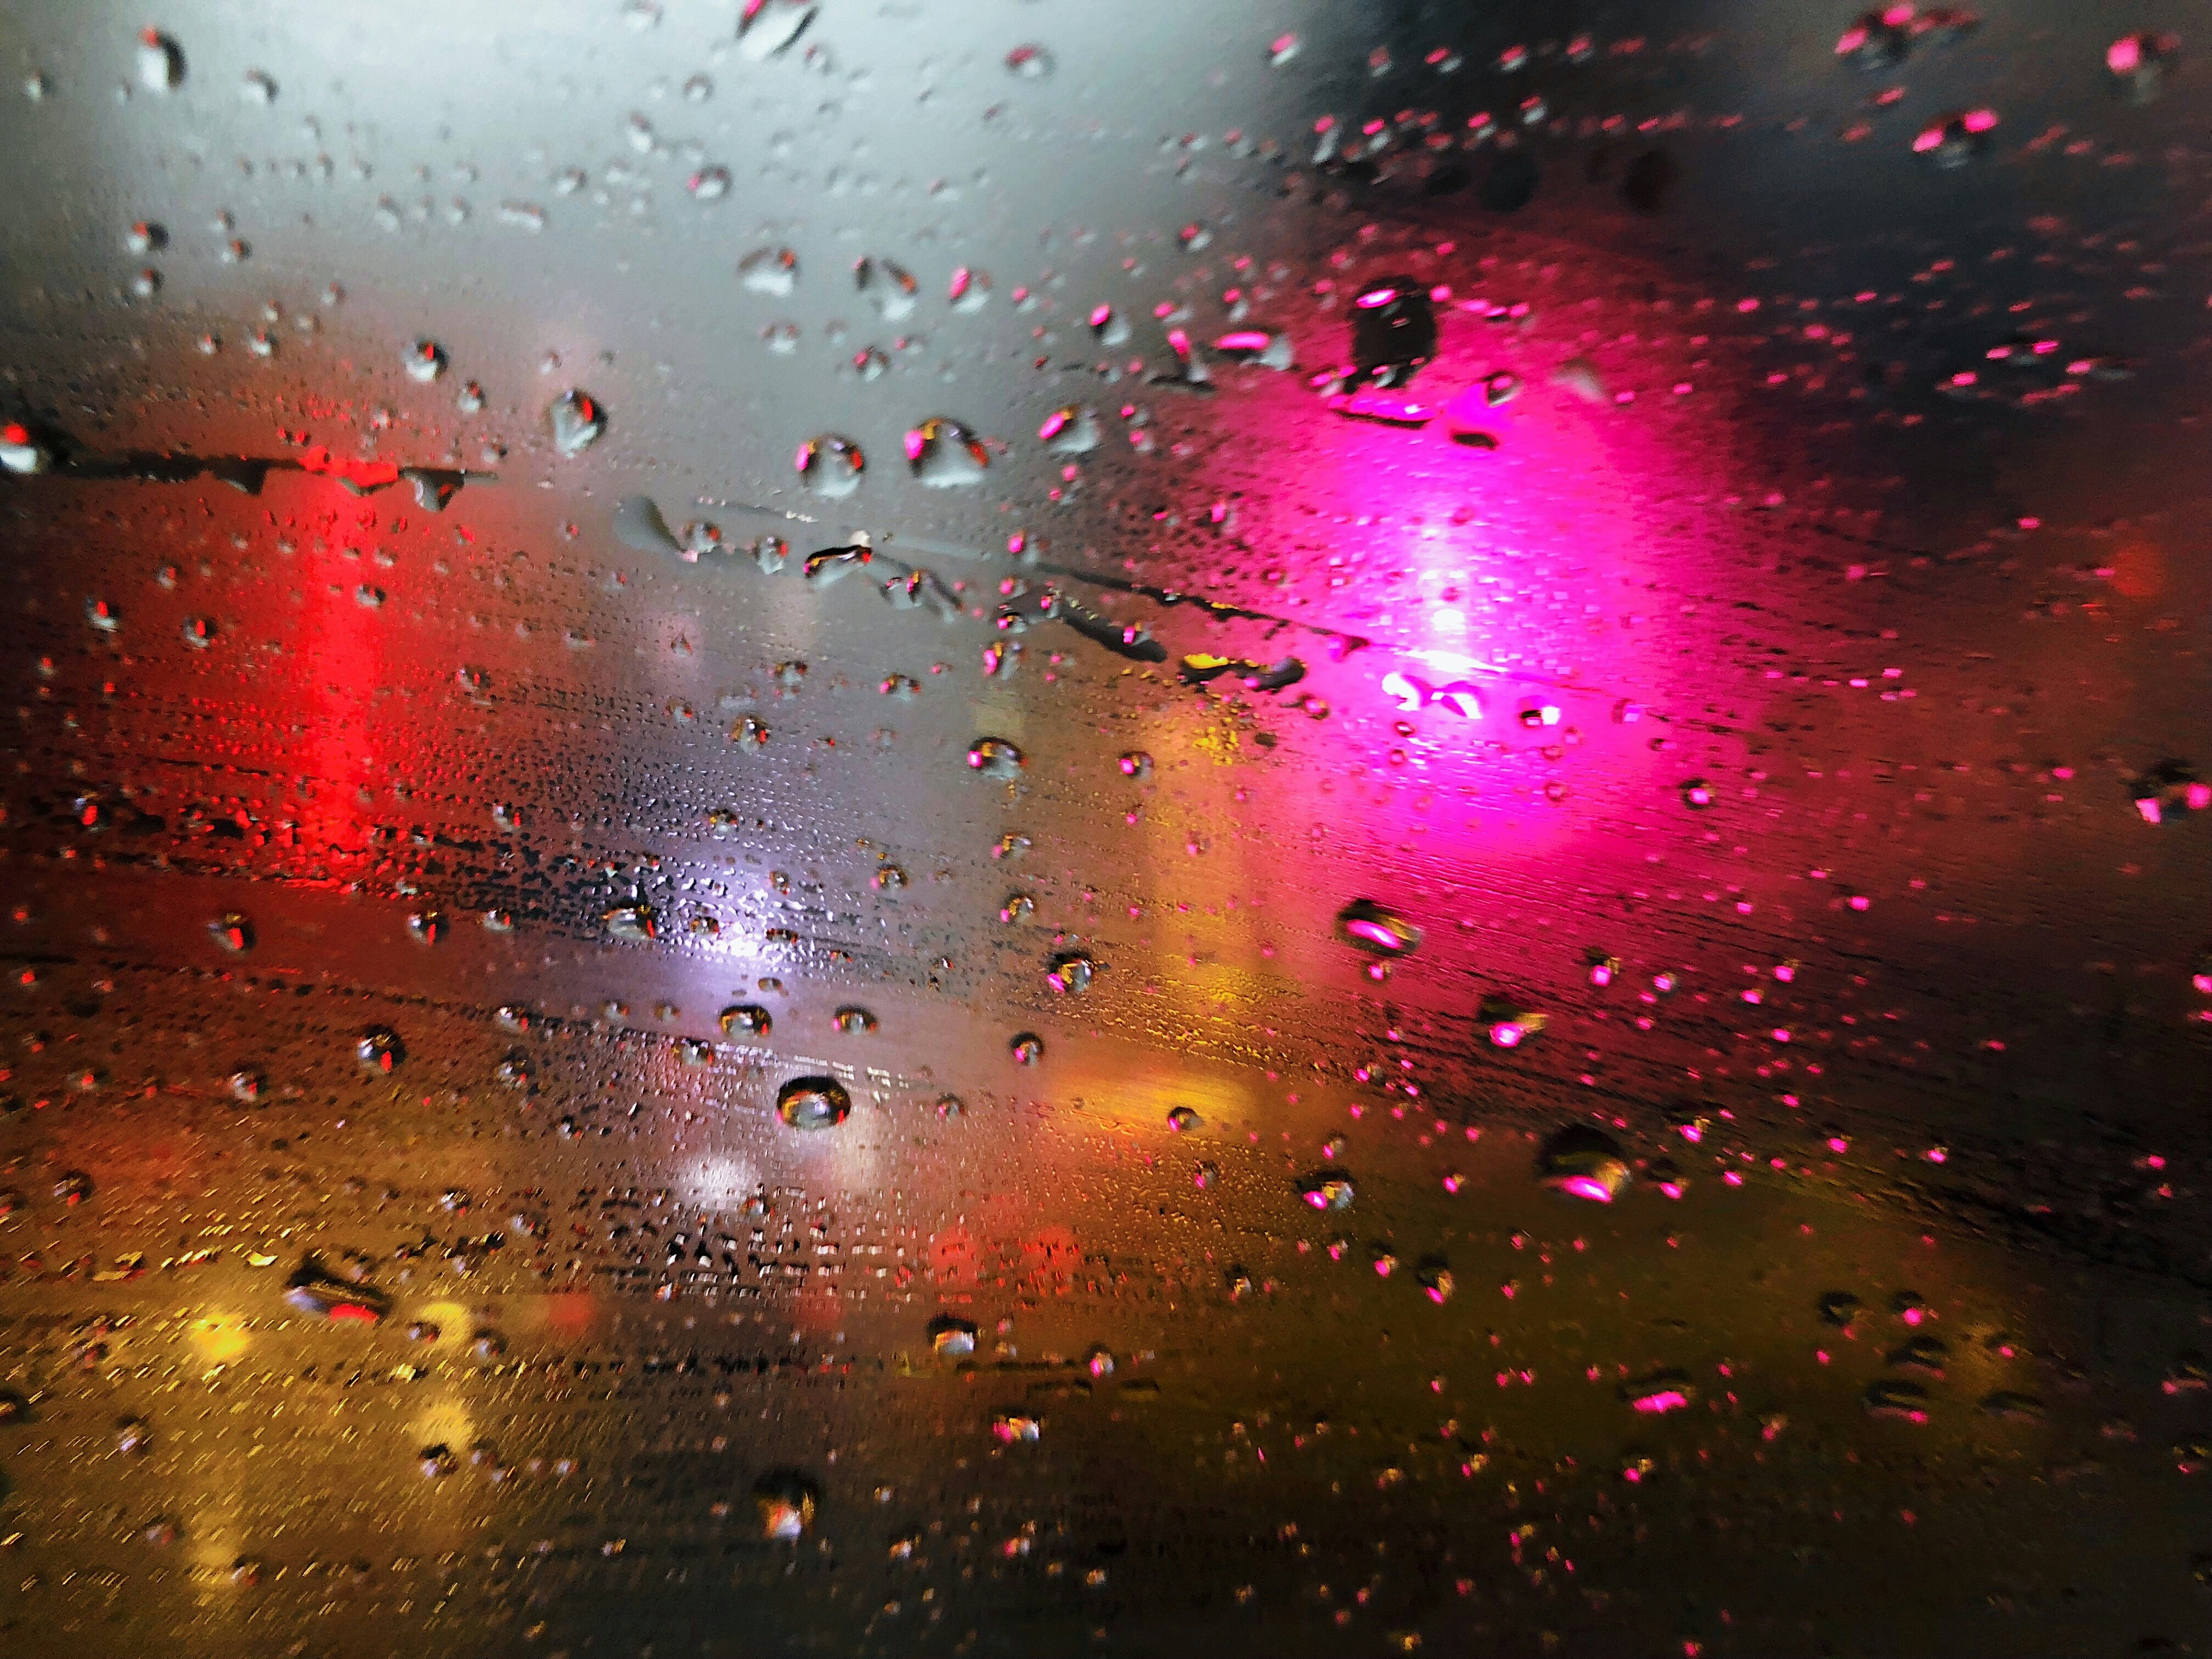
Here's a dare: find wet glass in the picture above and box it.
[0,2,2209,1654]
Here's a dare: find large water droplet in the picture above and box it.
[796,433,864,496]
[775,1075,851,1130]
[1335,899,1419,958]
[738,245,799,296]
[548,389,606,454]
[855,256,918,320]
[1039,404,1100,454]
[1536,1125,1629,1201]
[967,737,1025,778]
[738,0,816,61]
[137,29,185,92]
[1046,952,1098,994]
[905,416,989,487]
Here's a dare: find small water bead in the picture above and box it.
[855,256,918,319]
[689,165,731,200]
[1863,1379,1931,1423]
[761,320,800,353]
[831,1006,877,1034]
[356,1026,404,1073]
[678,1037,715,1068]
[935,1093,966,1120]
[456,380,486,415]
[240,67,276,103]
[1166,1106,1201,1132]
[125,220,166,254]
[1116,751,1153,780]
[2108,32,2180,103]
[968,736,1025,778]
[1008,1032,1044,1065]
[1299,1170,1356,1211]
[1418,1259,1459,1303]
[991,832,1031,861]
[482,907,515,932]
[853,345,890,379]
[1481,994,1545,1047]
[731,714,769,747]
[406,910,445,945]
[1536,1125,1630,1201]
[228,1069,263,1102]
[1086,304,1131,346]
[999,893,1036,924]
[603,903,658,941]
[1046,952,1098,994]
[137,29,185,92]
[1835,8,1912,67]
[1622,1370,1696,1414]
[1039,404,1100,454]
[548,389,606,454]
[737,0,816,61]
[879,672,919,698]
[738,245,798,295]
[775,1075,851,1130]
[991,1412,1042,1444]
[795,433,864,496]
[1004,44,1052,77]
[1192,1161,1221,1189]
[53,1169,94,1205]
[872,863,907,891]
[131,268,161,299]
[208,911,253,952]
[905,416,989,487]
[947,266,990,312]
[929,1315,979,1356]
[720,1005,772,1038]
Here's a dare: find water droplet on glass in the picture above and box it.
[1008,1032,1044,1065]
[831,1006,877,1034]
[1914,110,1997,166]
[929,1315,978,1356]
[1536,1125,1629,1201]
[968,737,1025,778]
[406,910,445,946]
[855,256,918,320]
[1166,1105,1202,1132]
[947,266,990,312]
[1005,44,1053,77]
[1350,277,1436,389]
[548,389,606,454]
[603,903,658,941]
[137,29,184,93]
[775,1075,851,1131]
[356,1026,404,1073]
[796,433,864,497]
[1299,1170,1356,1210]
[1046,952,1097,994]
[1335,899,1419,958]
[905,416,989,487]
[738,0,816,61]
[208,911,253,952]
[738,245,799,295]
[1116,751,1153,780]
[240,67,276,103]
[1039,404,1101,454]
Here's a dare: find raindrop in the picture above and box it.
[689,165,731,200]
[404,340,446,382]
[929,1316,978,1356]
[548,389,607,454]
[1299,1171,1355,1211]
[603,903,658,941]
[2108,32,2179,103]
[738,0,816,62]
[947,266,990,312]
[136,29,184,93]
[831,1006,877,1034]
[125,220,166,253]
[1004,45,1053,78]
[1914,110,1997,167]
[775,1075,851,1130]
[1335,900,1419,958]
[968,737,1025,778]
[356,1026,404,1073]
[1008,1032,1044,1065]
[1349,276,1436,387]
[1039,404,1101,454]
[796,433,865,497]
[406,910,445,946]
[208,911,253,952]
[1116,751,1153,780]
[855,256,918,320]
[738,245,799,295]
[1046,952,1098,994]
[1166,1105,1201,1132]
[753,534,791,574]
[1000,892,1035,923]
[731,713,768,747]
[240,68,276,103]
[905,416,989,487]
[1536,1125,1629,1201]
[720,1005,772,1037]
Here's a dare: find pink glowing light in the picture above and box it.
[1490,1021,1526,1049]
[1355,286,1399,309]
[2107,36,2143,74]
[1631,1390,1690,1415]
[2188,782,2211,811]
[1589,964,1613,987]
[1678,1122,1703,1143]
[1826,1137,1849,1154]
[1963,109,1999,133]
[1555,1174,1613,1203]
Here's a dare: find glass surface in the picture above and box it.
[1,3,2208,1654]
